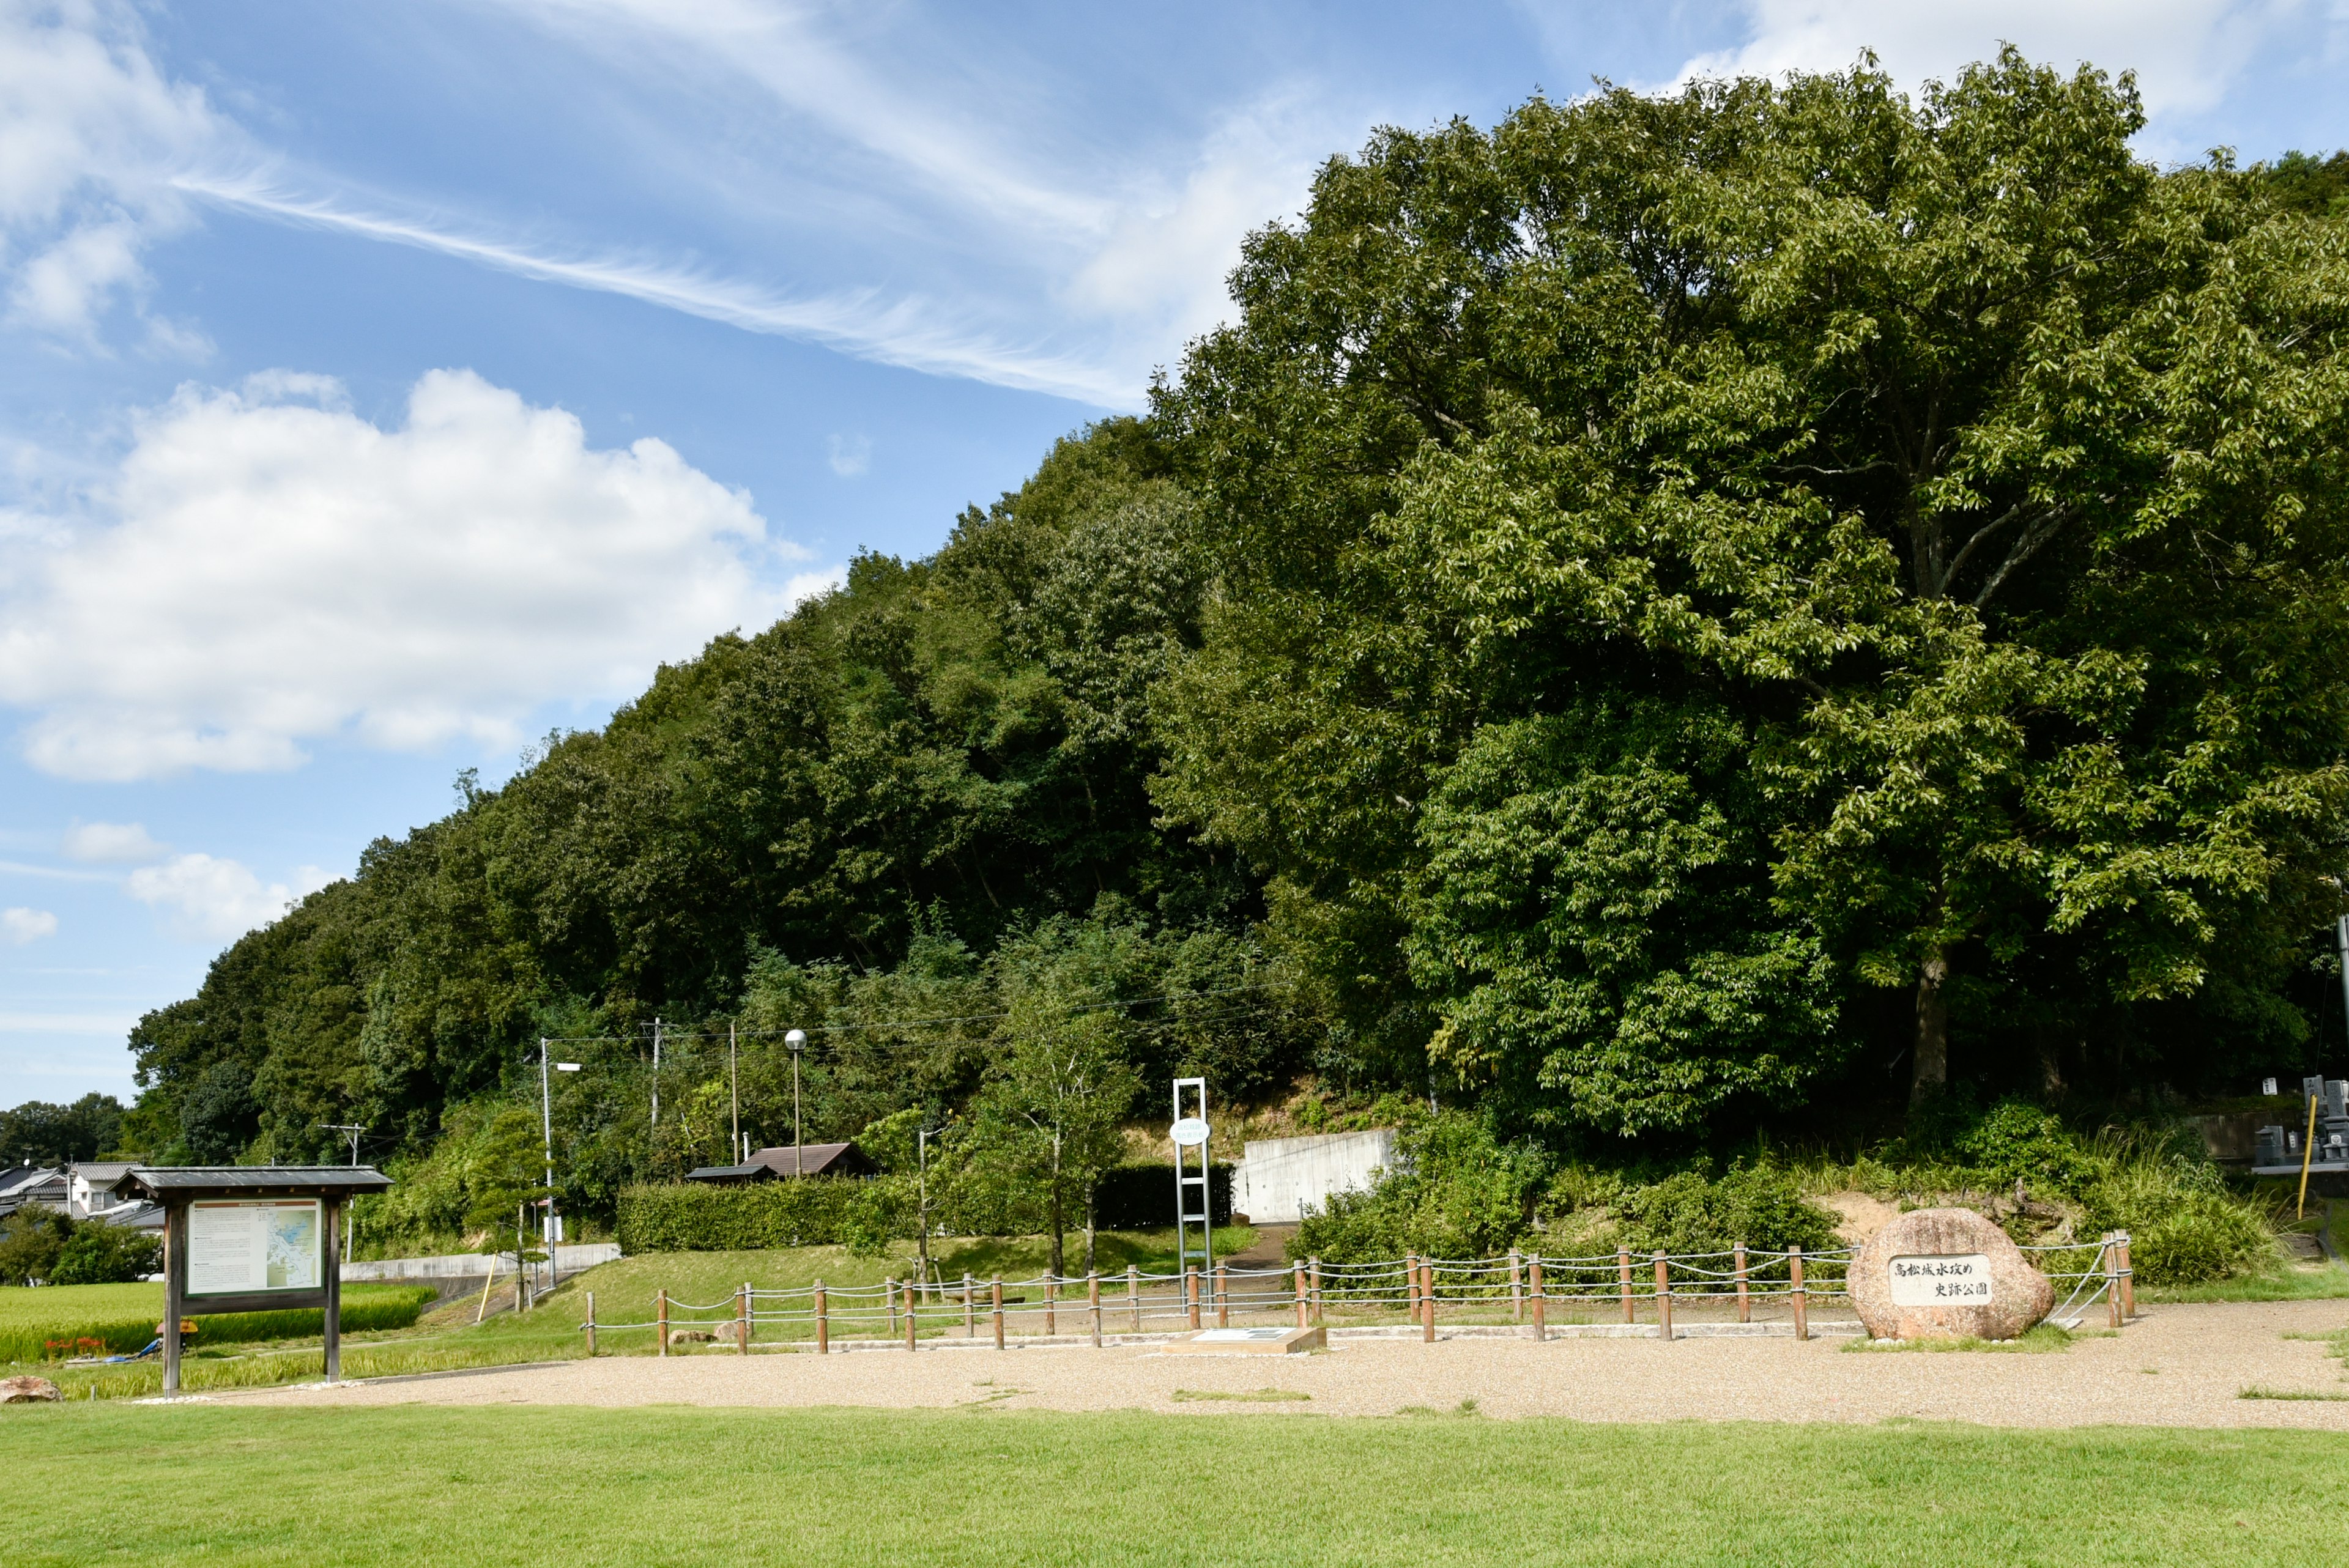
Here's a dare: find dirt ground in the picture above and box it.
[221,1300,2349,1429]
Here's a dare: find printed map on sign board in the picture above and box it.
[188,1200,322,1295]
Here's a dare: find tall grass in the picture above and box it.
[0,1282,439,1361]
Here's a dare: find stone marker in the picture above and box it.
[1161,1325,1326,1356]
[1,1375,62,1403]
[1849,1207,2054,1341]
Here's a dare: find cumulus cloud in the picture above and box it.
[0,368,824,780]
[1669,0,2302,119]
[0,906,58,944]
[126,852,329,941]
[61,818,165,862]
[0,0,226,340]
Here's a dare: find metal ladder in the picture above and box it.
[1172,1076,1213,1281]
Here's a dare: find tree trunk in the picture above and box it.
[1911,951,1950,1106]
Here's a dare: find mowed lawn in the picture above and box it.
[17,1403,2345,1567]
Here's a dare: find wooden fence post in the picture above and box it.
[886,1276,897,1338]
[815,1280,828,1354]
[1214,1263,1230,1328]
[905,1280,918,1351]
[2118,1231,2135,1321]
[1404,1252,1419,1326]
[1529,1257,1546,1342]
[1186,1268,1201,1330]
[584,1291,596,1358]
[1127,1265,1140,1333]
[1652,1252,1672,1341]
[1510,1249,1524,1323]
[1310,1257,1323,1325]
[992,1275,1005,1350]
[1734,1244,1750,1324]
[2114,1230,2132,1333]
[739,1282,751,1355]
[1045,1274,1058,1337]
[1790,1246,1808,1341]
[1618,1248,1634,1323]
[1089,1271,1102,1347]
[656,1289,669,1356]
[1422,1260,1436,1342]
[963,1272,975,1337]
[1294,1262,1308,1328]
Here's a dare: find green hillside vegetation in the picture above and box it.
[66,57,2349,1263]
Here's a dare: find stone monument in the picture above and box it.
[1847,1207,2054,1341]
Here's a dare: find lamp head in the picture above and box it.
[785,1029,807,1050]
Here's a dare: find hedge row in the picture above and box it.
[615,1163,1234,1254]
[2,1284,438,1362]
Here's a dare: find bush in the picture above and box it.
[49,1226,161,1285]
[0,1204,73,1285]
[615,1180,868,1252]
[1954,1101,2102,1197]
[1612,1164,1842,1258]
[2080,1151,2274,1285]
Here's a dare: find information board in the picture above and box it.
[1887,1252,1992,1307]
[187,1199,322,1296]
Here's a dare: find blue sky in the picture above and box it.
[4,0,2347,1111]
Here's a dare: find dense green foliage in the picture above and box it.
[614,1178,870,1254]
[108,57,2349,1237]
[1154,52,2349,1131]
[0,1093,125,1164]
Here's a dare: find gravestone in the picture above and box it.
[1847,1207,2054,1341]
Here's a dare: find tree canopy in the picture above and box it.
[106,55,2349,1226]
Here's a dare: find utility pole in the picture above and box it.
[316,1122,366,1264]
[917,1122,931,1298]
[650,1016,662,1134]
[539,1041,581,1290]
[729,1023,740,1166]
[787,1029,806,1174]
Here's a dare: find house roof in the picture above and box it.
[0,1166,61,1198]
[69,1161,138,1182]
[751,1142,870,1177]
[109,1166,394,1202]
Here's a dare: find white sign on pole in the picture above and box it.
[1886,1252,1993,1307]
[1169,1116,1210,1147]
[187,1199,323,1295]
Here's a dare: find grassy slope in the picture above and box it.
[8,1228,1258,1397]
[14,1404,2347,1567]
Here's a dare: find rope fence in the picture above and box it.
[570,1232,2136,1353]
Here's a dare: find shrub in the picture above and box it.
[1612,1164,1842,1258]
[1954,1101,2101,1197]
[2080,1150,2273,1285]
[50,1226,161,1285]
[0,1204,72,1285]
[615,1180,868,1252]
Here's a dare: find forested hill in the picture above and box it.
[116,58,2349,1208]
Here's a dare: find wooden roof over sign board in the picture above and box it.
[108,1166,395,1203]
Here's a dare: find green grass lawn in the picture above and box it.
[10,1403,2345,1567]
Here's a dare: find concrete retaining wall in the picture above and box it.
[341,1243,620,1282]
[1231,1129,1398,1225]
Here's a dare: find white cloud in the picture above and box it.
[125,853,332,941]
[826,434,870,478]
[1669,0,2303,120]
[0,0,226,339]
[0,368,820,780]
[0,906,57,944]
[61,819,165,862]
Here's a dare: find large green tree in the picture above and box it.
[1156,53,2349,1130]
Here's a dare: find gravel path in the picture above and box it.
[229,1301,2349,1429]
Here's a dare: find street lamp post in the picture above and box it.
[729,1023,740,1165]
[316,1122,367,1263]
[785,1029,806,1174]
